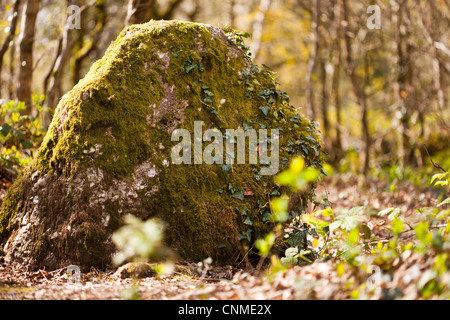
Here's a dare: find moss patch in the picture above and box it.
[0,20,323,270]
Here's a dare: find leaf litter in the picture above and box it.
[0,175,448,300]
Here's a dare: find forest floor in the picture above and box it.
[0,174,446,300]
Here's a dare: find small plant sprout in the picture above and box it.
[112,215,165,266]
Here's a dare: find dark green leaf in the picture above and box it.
[21,140,34,149]
[221,164,231,174]
[270,189,281,196]
[184,64,198,73]
[243,217,252,225]
[0,124,11,137]
[231,190,245,201]
[259,105,270,116]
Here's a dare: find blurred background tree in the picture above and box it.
[0,0,449,176]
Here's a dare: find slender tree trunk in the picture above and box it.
[125,0,154,27]
[43,0,77,127]
[393,0,413,167]
[250,0,272,62]
[427,2,447,114]
[341,0,370,175]
[331,49,343,163]
[8,40,16,99]
[306,0,319,120]
[187,0,201,22]
[71,0,106,86]
[319,58,331,153]
[125,0,184,27]
[0,0,21,99]
[16,0,39,114]
[229,0,236,28]
[157,0,184,20]
[329,0,343,164]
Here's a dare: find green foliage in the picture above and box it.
[0,97,47,171]
[275,157,321,191]
[267,157,450,299]
[111,215,165,265]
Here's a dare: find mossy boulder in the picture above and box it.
[0,20,323,270]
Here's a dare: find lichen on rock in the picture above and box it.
[0,20,323,271]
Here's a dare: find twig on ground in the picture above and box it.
[423,143,448,173]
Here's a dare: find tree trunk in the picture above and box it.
[341,0,370,175]
[16,0,39,114]
[125,0,154,27]
[329,0,343,164]
[0,0,21,99]
[331,49,343,164]
[8,39,16,99]
[43,0,77,127]
[250,0,272,62]
[71,0,107,86]
[319,58,331,153]
[187,0,201,22]
[393,0,413,167]
[305,0,320,120]
[229,0,236,27]
[125,0,184,27]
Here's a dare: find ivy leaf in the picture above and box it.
[184,64,198,73]
[259,105,270,116]
[238,229,252,241]
[12,128,24,139]
[198,61,205,72]
[231,190,245,201]
[280,256,297,265]
[0,124,11,137]
[242,122,252,130]
[21,140,34,149]
[285,247,299,257]
[204,90,214,97]
[287,231,306,247]
[243,217,253,225]
[254,173,262,181]
[262,210,271,222]
[270,189,281,196]
[221,164,231,174]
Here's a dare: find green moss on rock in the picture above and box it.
[0,20,323,270]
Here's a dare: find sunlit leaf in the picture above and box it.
[437,197,450,207]
[391,218,404,235]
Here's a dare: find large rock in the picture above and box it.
[0,20,322,270]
